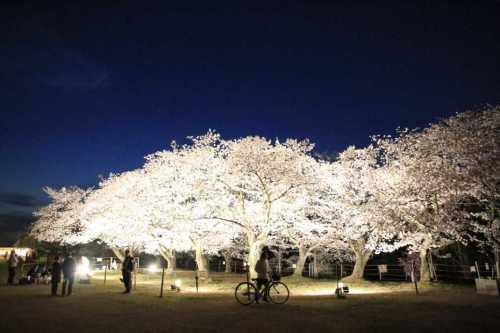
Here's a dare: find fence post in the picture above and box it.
[134,257,138,290]
[313,254,318,278]
[411,260,419,295]
[428,251,437,281]
[195,274,199,293]
[475,261,481,279]
[277,249,282,275]
[159,264,165,298]
[104,264,107,285]
[495,248,499,280]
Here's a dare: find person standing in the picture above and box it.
[7,250,18,285]
[254,251,272,303]
[51,256,62,296]
[62,254,76,296]
[121,249,135,294]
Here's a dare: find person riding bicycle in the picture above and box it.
[254,251,272,303]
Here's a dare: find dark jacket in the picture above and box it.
[122,256,135,273]
[51,262,62,283]
[62,257,76,277]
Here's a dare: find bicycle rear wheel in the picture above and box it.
[234,282,258,305]
[268,282,290,304]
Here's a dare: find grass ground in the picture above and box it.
[1,263,499,333]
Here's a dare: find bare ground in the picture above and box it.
[0,270,499,333]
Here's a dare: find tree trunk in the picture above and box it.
[159,248,176,273]
[247,234,263,278]
[293,245,309,278]
[195,244,208,272]
[345,240,371,281]
[110,246,124,262]
[223,252,232,273]
[494,246,499,280]
[419,248,431,282]
[455,243,471,280]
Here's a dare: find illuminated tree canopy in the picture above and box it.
[30,106,500,279]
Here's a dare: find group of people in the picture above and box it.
[6,248,135,295]
[50,254,76,296]
[8,247,265,298]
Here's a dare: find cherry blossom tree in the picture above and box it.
[373,107,499,281]
[142,131,238,272]
[31,186,93,245]
[79,170,165,260]
[205,136,323,277]
[321,146,404,281]
[271,174,349,278]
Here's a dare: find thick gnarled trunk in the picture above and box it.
[293,245,309,278]
[495,247,500,280]
[247,233,264,278]
[345,240,371,281]
[111,246,124,262]
[222,252,232,273]
[159,247,176,273]
[195,243,208,272]
[419,248,431,282]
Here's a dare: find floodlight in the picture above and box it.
[148,264,158,273]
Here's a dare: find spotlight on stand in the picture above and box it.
[77,256,92,284]
[171,279,181,292]
[148,264,158,274]
[335,282,349,299]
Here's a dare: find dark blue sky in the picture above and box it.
[1,1,499,221]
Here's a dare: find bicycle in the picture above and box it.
[234,273,290,305]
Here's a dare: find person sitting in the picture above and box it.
[26,264,39,284]
[35,264,48,284]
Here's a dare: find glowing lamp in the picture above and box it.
[148,264,158,273]
[77,256,92,283]
[335,282,349,298]
[171,279,182,292]
[77,263,90,275]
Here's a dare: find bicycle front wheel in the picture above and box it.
[268,282,290,304]
[234,282,258,305]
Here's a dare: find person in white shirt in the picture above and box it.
[7,250,18,285]
[254,251,272,303]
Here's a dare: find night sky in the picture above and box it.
[1,1,499,239]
